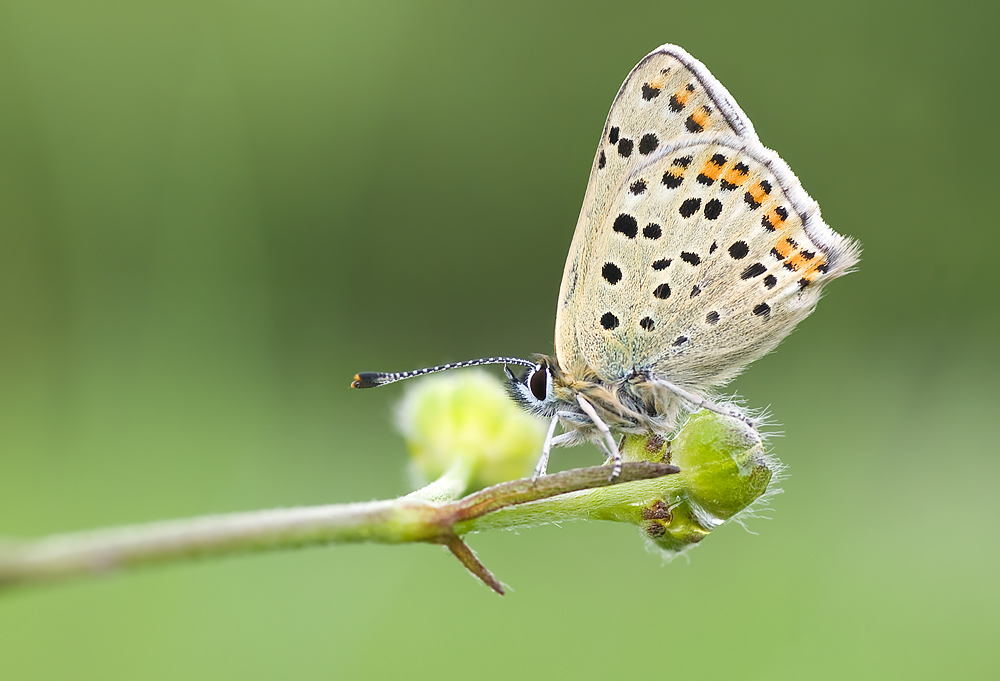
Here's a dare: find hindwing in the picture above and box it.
[562,134,860,390]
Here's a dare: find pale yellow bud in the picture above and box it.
[397,371,547,493]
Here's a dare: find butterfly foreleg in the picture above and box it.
[532,415,560,480]
[575,394,623,481]
[652,378,755,428]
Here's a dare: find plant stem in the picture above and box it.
[0,462,677,594]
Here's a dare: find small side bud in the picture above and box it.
[397,371,547,493]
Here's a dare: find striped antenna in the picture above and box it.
[351,357,537,389]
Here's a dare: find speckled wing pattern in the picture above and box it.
[554,44,859,392]
[572,133,859,389]
[556,44,758,378]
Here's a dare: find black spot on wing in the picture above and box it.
[639,133,658,155]
[662,172,682,189]
[602,263,622,285]
[679,198,701,218]
[613,214,638,238]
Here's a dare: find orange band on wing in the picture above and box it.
[763,206,789,230]
[772,237,795,260]
[697,155,726,183]
[746,181,769,206]
[720,163,749,190]
[670,87,692,109]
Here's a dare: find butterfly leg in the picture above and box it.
[574,394,622,481]
[595,439,622,481]
[532,415,560,480]
[653,378,755,428]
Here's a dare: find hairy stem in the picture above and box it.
[0,462,677,593]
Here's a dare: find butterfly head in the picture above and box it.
[503,356,563,418]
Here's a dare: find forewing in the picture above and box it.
[565,134,860,390]
[556,45,759,376]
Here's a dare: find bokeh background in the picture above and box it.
[2,0,998,678]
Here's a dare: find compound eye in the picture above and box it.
[528,364,548,401]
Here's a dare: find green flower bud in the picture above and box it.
[622,410,778,554]
[397,370,547,494]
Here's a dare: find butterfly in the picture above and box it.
[352,44,860,479]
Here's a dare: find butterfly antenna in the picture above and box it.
[351,357,537,389]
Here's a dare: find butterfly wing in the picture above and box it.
[556,44,760,377]
[562,133,860,391]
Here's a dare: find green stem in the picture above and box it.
[0,498,441,589]
[0,462,677,594]
[0,410,777,594]
[457,476,686,533]
[407,456,476,502]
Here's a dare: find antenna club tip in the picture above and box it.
[351,372,381,389]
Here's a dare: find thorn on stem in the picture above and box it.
[442,534,504,595]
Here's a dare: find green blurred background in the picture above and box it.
[1,0,998,678]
